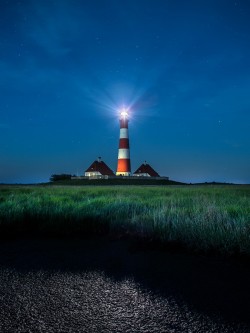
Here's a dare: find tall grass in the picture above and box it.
[0,185,249,255]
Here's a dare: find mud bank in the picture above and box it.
[0,238,250,332]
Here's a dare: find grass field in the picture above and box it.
[0,185,249,256]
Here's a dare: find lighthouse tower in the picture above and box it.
[116,109,131,176]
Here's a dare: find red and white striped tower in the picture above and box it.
[116,108,131,176]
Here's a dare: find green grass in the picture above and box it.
[0,185,250,256]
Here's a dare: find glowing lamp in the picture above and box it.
[120,107,129,118]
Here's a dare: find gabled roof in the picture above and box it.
[85,159,115,176]
[134,162,160,177]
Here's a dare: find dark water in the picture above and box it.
[0,238,250,333]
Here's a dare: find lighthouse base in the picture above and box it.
[116,172,131,176]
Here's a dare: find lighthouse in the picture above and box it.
[116,108,131,176]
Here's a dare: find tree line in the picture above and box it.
[50,174,72,182]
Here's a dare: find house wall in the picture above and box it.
[85,171,102,177]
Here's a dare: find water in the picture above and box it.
[0,238,249,332]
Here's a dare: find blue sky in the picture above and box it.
[0,0,250,183]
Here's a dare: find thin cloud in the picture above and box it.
[20,1,100,56]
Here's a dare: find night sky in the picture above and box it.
[1,0,250,184]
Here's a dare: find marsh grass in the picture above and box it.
[0,185,249,255]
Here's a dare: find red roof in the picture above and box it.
[134,163,160,177]
[85,160,115,176]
